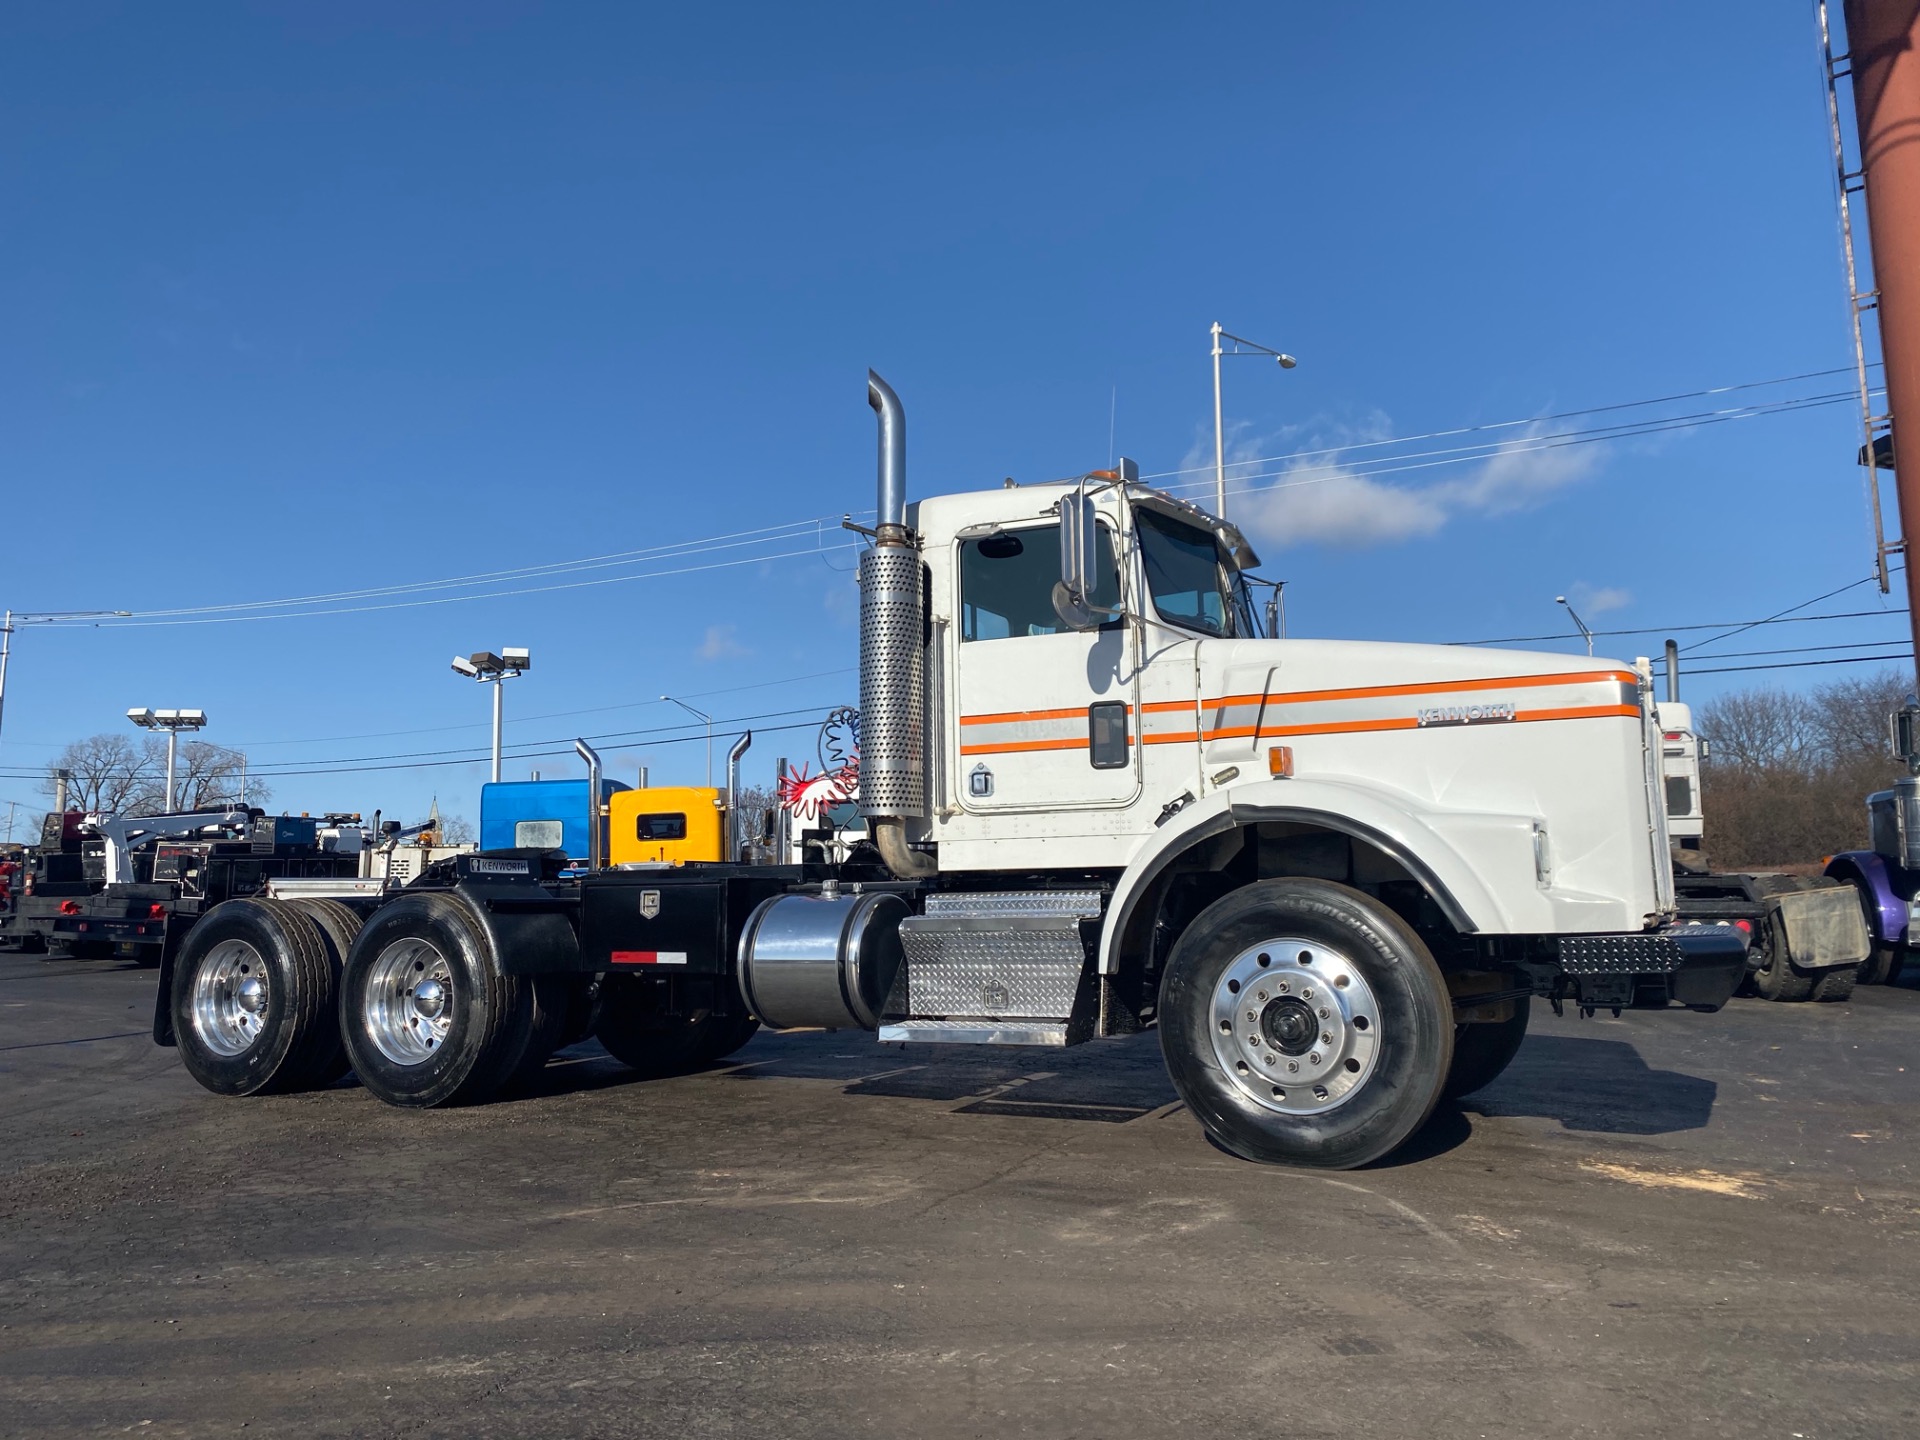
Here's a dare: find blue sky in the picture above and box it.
[0,2,1906,830]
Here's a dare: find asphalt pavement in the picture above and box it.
[2,953,1917,1439]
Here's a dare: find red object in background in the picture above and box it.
[1847,1,1920,679]
[59,900,82,915]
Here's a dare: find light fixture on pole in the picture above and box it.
[1555,596,1595,657]
[660,694,715,786]
[450,647,531,783]
[126,708,209,813]
[0,609,133,749]
[1210,321,1297,521]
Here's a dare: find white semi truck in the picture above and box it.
[150,373,1744,1169]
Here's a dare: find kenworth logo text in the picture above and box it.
[1415,701,1517,727]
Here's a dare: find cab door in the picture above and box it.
[951,519,1140,812]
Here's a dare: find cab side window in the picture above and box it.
[959,523,1120,642]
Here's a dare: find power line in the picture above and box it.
[16,364,1876,631]
[81,539,862,629]
[1137,363,1878,482]
[1680,574,1884,656]
[1452,606,1907,647]
[1187,391,1860,506]
[238,701,848,779]
[227,666,859,751]
[1686,652,1914,677]
[236,714,844,781]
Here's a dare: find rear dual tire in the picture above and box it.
[594,974,761,1076]
[340,892,565,1109]
[171,899,344,1097]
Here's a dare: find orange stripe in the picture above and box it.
[1243,703,1638,742]
[1516,703,1641,723]
[962,703,1638,755]
[1261,669,1636,708]
[959,736,1088,756]
[1255,716,1416,739]
[961,704,1117,726]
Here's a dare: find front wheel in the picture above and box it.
[1444,995,1530,1100]
[1159,878,1453,1170]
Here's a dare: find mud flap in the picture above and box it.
[1770,888,1872,971]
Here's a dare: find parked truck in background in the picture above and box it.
[149,372,1748,1170]
[1821,700,1920,988]
[1654,643,1876,1002]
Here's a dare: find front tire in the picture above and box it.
[1444,995,1530,1099]
[340,892,542,1108]
[170,899,338,1097]
[1159,878,1453,1169]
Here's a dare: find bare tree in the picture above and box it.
[1697,669,1908,868]
[37,734,268,817]
[439,814,476,844]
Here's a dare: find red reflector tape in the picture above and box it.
[610,951,689,966]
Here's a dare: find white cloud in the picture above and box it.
[698,624,749,661]
[1214,418,1605,551]
[1567,583,1631,615]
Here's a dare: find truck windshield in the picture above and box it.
[1136,506,1238,637]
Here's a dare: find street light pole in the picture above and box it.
[1556,596,1595,657]
[661,695,715,786]
[126,708,209,812]
[1211,324,1227,520]
[450,648,531,784]
[1209,322,1299,521]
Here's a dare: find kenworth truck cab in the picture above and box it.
[153,372,1743,1170]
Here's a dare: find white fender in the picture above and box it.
[1097,776,1549,975]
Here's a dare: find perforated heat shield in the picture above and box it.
[858,545,926,818]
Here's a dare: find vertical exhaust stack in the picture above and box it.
[1665,640,1680,705]
[726,731,753,862]
[575,739,603,871]
[860,371,936,879]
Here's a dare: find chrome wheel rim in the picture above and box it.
[190,939,272,1057]
[1209,937,1380,1116]
[364,939,454,1067]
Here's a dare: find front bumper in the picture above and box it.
[1557,923,1748,1013]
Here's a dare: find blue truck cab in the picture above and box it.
[479,778,630,863]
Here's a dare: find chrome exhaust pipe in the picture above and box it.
[860,370,934,877]
[575,738,603,870]
[726,731,752,862]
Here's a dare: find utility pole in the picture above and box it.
[0,609,132,749]
[1842,1,1920,684]
[1210,323,1298,521]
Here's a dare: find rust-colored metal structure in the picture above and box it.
[1846,1,1920,669]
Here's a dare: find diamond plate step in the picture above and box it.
[891,891,1103,1044]
[877,1019,1070,1046]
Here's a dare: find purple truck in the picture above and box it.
[1822,777,1920,988]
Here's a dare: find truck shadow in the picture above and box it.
[1456,1033,1718,1136]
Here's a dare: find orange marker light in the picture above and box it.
[1267,745,1294,778]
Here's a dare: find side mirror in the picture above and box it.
[1052,491,1102,632]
